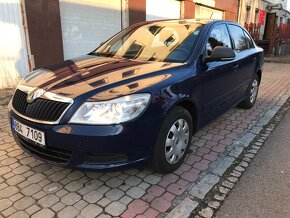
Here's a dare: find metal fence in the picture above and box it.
[277,22,290,40]
[244,23,261,42]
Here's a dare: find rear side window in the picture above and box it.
[244,31,254,48]
[228,25,248,52]
[206,24,232,56]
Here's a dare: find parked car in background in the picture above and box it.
[9,19,264,173]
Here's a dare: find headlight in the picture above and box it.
[69,93,151,125]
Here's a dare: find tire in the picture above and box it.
[238,75,259,109]
[151,106,193,173]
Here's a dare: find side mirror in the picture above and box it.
[204,46,235,62]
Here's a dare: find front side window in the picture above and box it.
[93,21,204,63]
[206,24,232,56]
[228,25,248,52]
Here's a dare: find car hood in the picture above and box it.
[19,55,184,101]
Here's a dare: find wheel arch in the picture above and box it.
[175,99,199,132]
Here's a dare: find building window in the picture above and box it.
[254,8,259,24]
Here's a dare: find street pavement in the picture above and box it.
[0,63,290,218]
[215,109,290,218]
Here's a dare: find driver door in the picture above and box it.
[200,24,239,123]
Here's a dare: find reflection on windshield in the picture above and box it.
[94,21,204,63]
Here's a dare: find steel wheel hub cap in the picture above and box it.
[250,79,258,103]
[165,119,189,164]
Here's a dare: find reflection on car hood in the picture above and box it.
[19,55,184,100]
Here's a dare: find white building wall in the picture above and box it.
[0,0,29,89]
[268,0,287,9]
[238,0,264,25]
[146,0,181,21]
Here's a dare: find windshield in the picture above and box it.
[93,21,204,63]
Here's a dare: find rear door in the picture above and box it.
[227,25,256,98]
[201,24,239,123]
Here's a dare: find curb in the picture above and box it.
[164,89,290,218]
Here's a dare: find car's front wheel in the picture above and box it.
[239,75,260,109]
[151,106,193,173]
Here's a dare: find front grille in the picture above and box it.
[12,89,70,122]
[15,134,72,164]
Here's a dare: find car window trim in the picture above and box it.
[243,30,255,49]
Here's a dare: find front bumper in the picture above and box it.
[9,110,164,170]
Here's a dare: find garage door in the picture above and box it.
[146,0,181,21]
[195,5,224,20]
[0,0,29,89]
[59,0,122,60]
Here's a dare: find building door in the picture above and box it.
[0,0,30,89]
[146,0,181,21]
[264,13,276,40]
[59,0,122,60]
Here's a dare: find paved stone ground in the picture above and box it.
[190,97,290,218]
[0,88,14,106]
[265,56,290,64]
[0,63,290,218]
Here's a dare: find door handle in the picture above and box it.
[233,64,239,71]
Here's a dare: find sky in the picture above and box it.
[288,0,290,10]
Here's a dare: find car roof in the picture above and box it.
[130,18,240,29]
[147,18,214,24]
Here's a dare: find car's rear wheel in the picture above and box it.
[238,75,259,109]
[151,106,193,173]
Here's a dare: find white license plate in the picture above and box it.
[12,118,45,146]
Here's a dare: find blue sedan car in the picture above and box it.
[9,19,263,172]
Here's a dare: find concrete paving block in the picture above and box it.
[212,156,235,176]
[165,197,199,218]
